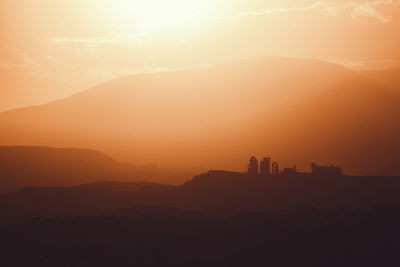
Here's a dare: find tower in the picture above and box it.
[247,156,259,176]
[272,161,279,176]
[260,157,271,176]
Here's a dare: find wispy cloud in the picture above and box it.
[330,58,400,70]
[211,2,329,20]
[48,37,118,46]
[346,0,400,24]
[0,48,51,79]
[212,0,400,24]
[48,32,144,47]
[88,66,181,81]
[46,0,400,48]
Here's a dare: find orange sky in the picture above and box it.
[1,0,400,111]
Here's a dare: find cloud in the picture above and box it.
[349,0,400,23]
[212,0,400,24]
[211,2,327,20]
[48,37,118,46]
[0,48,51,79]
[45,1,400,50]
[330,58,400,69]
[48,32,144,47]
[88,66,181,81]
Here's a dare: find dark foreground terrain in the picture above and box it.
[2,172,400,224]
[1,207,400,267]
[2,172,400,266]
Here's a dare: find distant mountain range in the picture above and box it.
[0,57,399,176]
[0,146,197,191]
[2,170,400,224]
[357,67,400,92]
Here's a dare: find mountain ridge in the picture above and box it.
[0,57,399,176]
[2,170,400,224]
[0,146,196,191]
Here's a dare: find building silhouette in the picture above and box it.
[245,156,343,177]
[247,156,259,175]
[272,162,279,176]
[260,157,271,176]
[311,163,342,176]
[282,166,297,175]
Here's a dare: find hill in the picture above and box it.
[357,67,400,92]
[176,171,400,212]
[0,146,195,191]
[0,57,399,176]
[2,171,400,223]
[77,181,172,192]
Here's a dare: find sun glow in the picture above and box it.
[106,0,214,33]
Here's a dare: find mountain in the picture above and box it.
[0,146,195,191]
[0,180,175,223]
[176,171,400,212]
[0,57,399,176]
[0,64,78,112]
[3,170,400,224]
[357,67,400,92]
[77,181,172,192]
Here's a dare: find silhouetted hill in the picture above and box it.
[0,146,196,191]
[0,181,176,223]
[78,181,172,192]
[357,67,400,92]
[0,57,399,176]
[176,171,400,212]
[3,171,400,223]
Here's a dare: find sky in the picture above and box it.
[1,0,400,111]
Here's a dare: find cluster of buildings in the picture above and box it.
[247,156,343,176]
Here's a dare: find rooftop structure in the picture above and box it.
[246,156,343,177]
[311,163,342,176]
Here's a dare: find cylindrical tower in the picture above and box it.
[260,157,271,176]
[272,161,279,176]
[247,156,259,176]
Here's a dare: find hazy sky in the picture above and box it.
[1,0,400,111]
